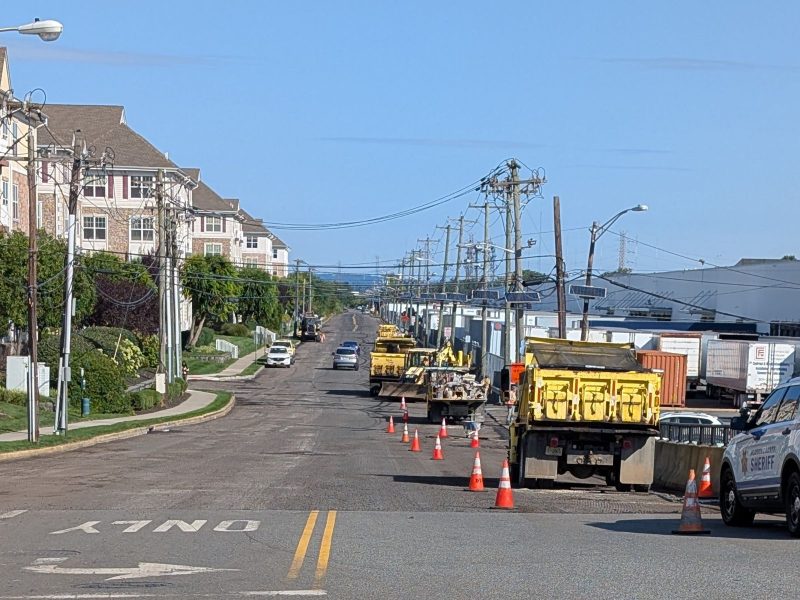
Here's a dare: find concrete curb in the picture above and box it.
[189,374,256,383]
[0,393,236,463]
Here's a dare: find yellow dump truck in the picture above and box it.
[509,338,661,491]
[378,343,470,400]
[369,333,417,396]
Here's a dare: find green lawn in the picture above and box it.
[239,362,263,377]
[0,402,129,435]
[184,356,234,375]
[0,392,231,453]
[218,335,259,356]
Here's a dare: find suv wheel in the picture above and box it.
[785,471,800,537]
[721,468,755,527]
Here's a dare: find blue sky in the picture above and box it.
[3,2,799,278]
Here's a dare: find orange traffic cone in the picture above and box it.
[439,418,448,439]
[386,415,395,434]
[409,429,421,452]
[494,459,515,509]
[470,428,480,449]
[432,435,444,460]
[401,423,409,443]
[400,397,407,411]
[672,469,711,535]
[698,456,713,499]
[468,451,485,491]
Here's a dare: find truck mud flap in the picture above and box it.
[619,436,655,486]
[522,432,558,481]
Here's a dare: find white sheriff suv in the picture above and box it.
[721,378,800,536]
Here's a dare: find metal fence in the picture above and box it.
[658,423,734,446]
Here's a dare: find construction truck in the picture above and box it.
[508,338,662,491]
[378,341,470,400]
[300,315,321,342]
[369,332,416,396]
[425,367,489,423]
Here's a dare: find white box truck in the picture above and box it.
[705,339,796,408]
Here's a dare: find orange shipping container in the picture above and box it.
[636,350,687,408]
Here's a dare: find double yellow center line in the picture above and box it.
[287,510,337,586]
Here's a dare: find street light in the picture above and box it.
[0,19,63,42]
[579,204,648,341]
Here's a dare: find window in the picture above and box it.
[754,386,788,427]
[11,184,18,221]
[11,123,17,156]
[1,116,7,140]
[244,257,259,266]
[204,243,222,256]
[204,216,222,233]
[83,174,107,197]
[246,235,258,249]
[130,175,153,199]
[1,179,7,206]
[83,215,107,241]
[273,248,279,259]
[775,385,800,423]
[130,216,155,242]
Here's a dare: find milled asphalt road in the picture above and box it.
[0,311,794,599]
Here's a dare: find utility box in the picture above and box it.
[6,356,50,397]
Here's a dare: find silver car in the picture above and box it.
[332,347,358,370]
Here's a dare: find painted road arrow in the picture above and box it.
[25,557,238,580]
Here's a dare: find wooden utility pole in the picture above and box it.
[156,169,167,390]
[553,196,567,338]
[294,258,301,336]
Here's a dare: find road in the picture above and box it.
[0,311,795,599]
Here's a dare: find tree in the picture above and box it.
[237,266,282,330]
[0,231,95,352]
[81,252,158,334]
[522,269,550,286]
[182,254,240,347]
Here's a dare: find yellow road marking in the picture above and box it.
[287,511,319,580]
[314,511,337,585]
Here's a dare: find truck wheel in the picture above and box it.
[785,471,800,537]
[721,467,755,527]
[536,479,555,490]
[633,484,651,493]
[370,385,380,397]
[428,405,441,424]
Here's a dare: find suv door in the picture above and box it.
[737,386,790,504]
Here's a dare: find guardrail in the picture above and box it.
[658,423,734,446]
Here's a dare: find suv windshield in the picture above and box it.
[270,347,287,354]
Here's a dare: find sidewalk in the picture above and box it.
[0,389,217,443]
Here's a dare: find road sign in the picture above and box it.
[399,292,413,300]
[421,292,436,300]
[446,292,467,302]
[505,291,541,303]
[569,284,607,299]
[472,289,501,301]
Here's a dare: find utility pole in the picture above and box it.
[164,189,174,384]
[171,207,182,379]
[55,132,83,434]
[156,169,168,391]
[510,160,525,362]
[26,112,39,442]
[308,266,313,315]
[553,196,567,338]
[435,224,451,349]
[417,237,433,345]
[294,258,301,336]
[449,215,473,345]
[398,256,406,328]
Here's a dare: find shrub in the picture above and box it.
[38,334,96,385]
[196,327,215,347]
[130,388,160,411]
[69,350,129,414]
[167,378,187,401]
[116,339,145,375]
[139,334,159,368]
[79,327,140,358]
[220,323,250,337]
[0,388,26,405]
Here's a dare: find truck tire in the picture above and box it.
[633,484,651,493]
[514,436,527,488]
[370,384,380,397]
[721,467,755,527]
[427,405,441,424]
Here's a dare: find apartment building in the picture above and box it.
[184,169,243,262]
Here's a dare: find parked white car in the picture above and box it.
[266,345,292,368]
